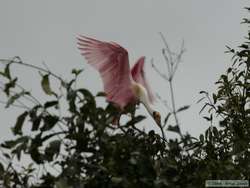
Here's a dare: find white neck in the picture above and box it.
[142,100,154,116]
[138,87,154,116]
[132,82,154,116]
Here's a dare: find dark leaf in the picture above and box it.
[167,125,180,133]
[0,162,4,174]
[77,88,94,101]
[41,132,64,142]
[126,115,146,126]
[238,44,248,49]
[1,136,29,149]
[41,74,53,95]
[4,63,11,79]
[203,115,212,121]
[212,127,219,137]
[41,115,59,131]
[72,68,83,76]
[67,89,77,113]
[45,140,61,161]
[29,133,44,164]
[164,112,171,126]
[177,105,190,113]
[4,77,17,96]
[29,105,43,131]
[12,142,26,161]
[199,90,208,95]
[31,115,42,131]
[1,140,17,149]
[44,100,58,109]
[199,134,204,143]
[96,91,106,97]
[212,93,217,104]
[2,153,11,160]
[12,111,28,135]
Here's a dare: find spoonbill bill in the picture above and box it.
[77,36,161,126]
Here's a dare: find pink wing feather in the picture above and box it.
[77,36,136,108]
[131,56,155,103]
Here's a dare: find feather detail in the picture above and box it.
[131,56,155,103]
[77,35,136,108]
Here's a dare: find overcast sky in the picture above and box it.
[0,0,248,141]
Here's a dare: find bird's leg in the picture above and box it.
[130,104,136,119]
[111,113,121,127]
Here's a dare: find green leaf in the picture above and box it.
[12,111,28,135]
[41,74,53,95]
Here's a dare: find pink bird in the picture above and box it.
[77,36,161,126]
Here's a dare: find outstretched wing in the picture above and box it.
[77,35,135,108]
[131,56,154,103]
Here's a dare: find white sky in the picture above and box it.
[0,0,248,142]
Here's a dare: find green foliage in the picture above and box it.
[41,74,54,96]
[1,8,250,188]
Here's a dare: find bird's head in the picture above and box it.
[153,111,161,126]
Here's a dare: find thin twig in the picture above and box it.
[169,81,179,127]
[159,32,174,75]
[0,57,64,83]
[151,59,169,80]
[173,40,185,76]
[0,100,29,109]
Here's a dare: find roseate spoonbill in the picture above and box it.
[77,36,161,126]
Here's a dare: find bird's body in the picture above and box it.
[77,36,161,125]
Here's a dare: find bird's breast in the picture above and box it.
[131,83,145,99]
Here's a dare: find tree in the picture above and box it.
[0,7,250,188]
